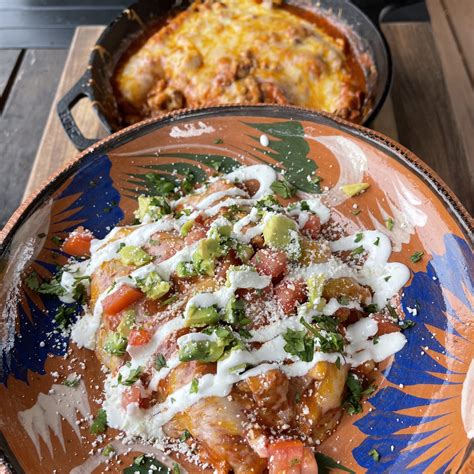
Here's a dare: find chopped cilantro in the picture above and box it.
[351,208,361,216]
[51,235,62,246]
[283,328,314,362]
[90,408,107,434]
[155,353,167,370]
[372,336,380,345]
[214,138,224,144]
[343,374,376,415]
[373,236,380,246]
[364,304,379,314]
[181,170,196,194]
[63,377,80,388]
[190,378,199,394]
[295,391,301,403]
[54,305,76,329]
[144,173,175,196]
[368,448,380,462]
[179,430,191,442]
[299,200,310,211]
[37,232,46,239]
[384,275,392,282]
[123,455,170,473]
[102,444,115,457]
[335,356,342,369]
[399,319,416,329]
[119,366,142,386]
[270,178,296,198]
[351,245,364,255]
[173,464,181,474]
[410,251,424,263]
[385,217,394,231]
[354,232,363,243]
[25,271,41,291]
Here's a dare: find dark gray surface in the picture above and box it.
[0,49,67,226]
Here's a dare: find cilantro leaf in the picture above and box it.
[120,367,143,386]
[283,328,314,362]
[123,455,171,473]
[90,408,107,434]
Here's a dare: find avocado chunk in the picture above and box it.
[178,339,225,363]
[341,182,370,197]
[118,245,152,267]
[135,271,170,300]
[185,305,220,327]
[224,296,246,325]
[235,242,254,263]
[263,214,298,249]
[180,219,195,237]
[176,261,197,278]
[307,274,327,311]
[117,310,136,337]
[192,238,220,275]
[104,332,128,356]
[134,195,171,222]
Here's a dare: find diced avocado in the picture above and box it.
[235,242,254,263]
[341,183,370,197]
[117,310,136,337]
[176,261,197,278]
[178,340,225,363]
[104,332,128,356]
[307,274,327,311]
[136,271,170,300]
[263,214,298,249]
[224,296,246,325]
[192,238,220,275]
[134,195,171,222]
[118,245,152,267]
[185,305,220,327]
[180,219,195,237]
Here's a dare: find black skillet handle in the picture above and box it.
[352,0,421,28]
[57,71,99,151]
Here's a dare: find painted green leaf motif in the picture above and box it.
[244,121,319,192]
[126,155,241,197]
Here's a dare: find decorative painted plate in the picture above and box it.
[0,105,472,473]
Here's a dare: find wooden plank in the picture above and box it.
[0,49,21,105]
[437,0,474,77]
[382,21,473,214]
[23,26,106,199]
[0,49,67,227]
[425,0,474,203]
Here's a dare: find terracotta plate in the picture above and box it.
[0,105,472,473]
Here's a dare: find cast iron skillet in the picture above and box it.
[57,0,394,151]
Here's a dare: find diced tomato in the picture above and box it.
[251,249,288,279]
[102,285,143,315]
[301,448,318,473]
[128,328,152,346]
[372,313,401,336]
[185,226,207,245]
[147,237,184,263]
[274,279,307,315]
[121,386,149,409]
[302,214,321,240]
[61,227,94,257]
[268,440,305,474]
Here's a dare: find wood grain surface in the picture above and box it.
[23,27,106,199]
[0,49,67,226]
[383,21,473,212]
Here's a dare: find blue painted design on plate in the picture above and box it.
[1,155,123,384]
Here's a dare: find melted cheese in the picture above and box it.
[115,0,366,123]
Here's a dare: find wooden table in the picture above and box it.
[0,1,472,231]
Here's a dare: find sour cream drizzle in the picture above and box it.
[67,164,410,440]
